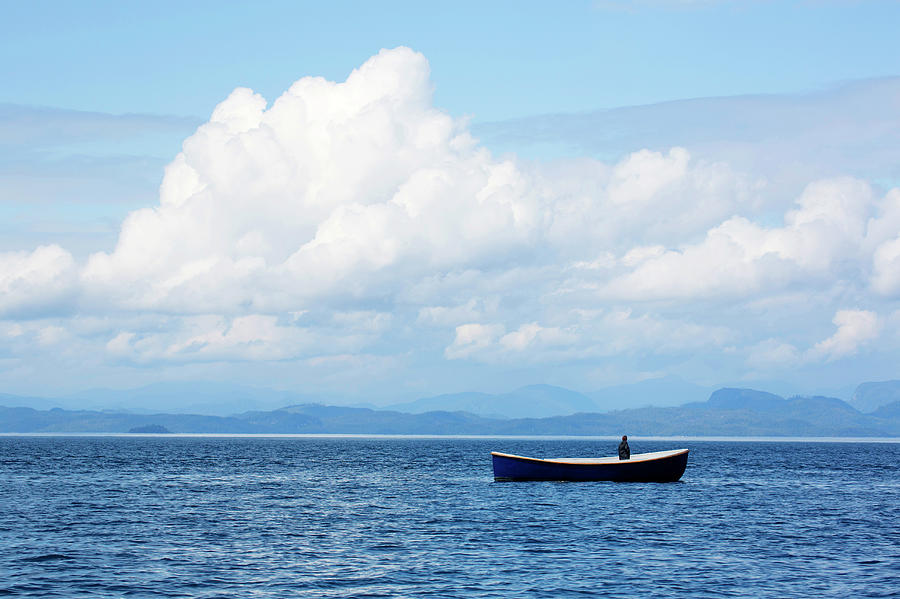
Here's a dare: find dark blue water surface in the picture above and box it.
[1,437,898,598]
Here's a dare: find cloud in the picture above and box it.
[68,46,759,317]
[105,315,316,363]
[3,47,900,395]
[0,104,203,258]
[746,308,882,371]
[61,48,753,324]
[599,177,877,300]
[445,323,506,359]
[872,238,900,296]
[417,298,500,327]
[474,77,900,200]
[443,309,732,364]
[81,48,513,311]
[0,245,78,318]
[746,338,803,372]
[499,323,574,352]
[869,189,900,297]
[810,310,881,361]
[0,103,200,152]
[101,309,396,365]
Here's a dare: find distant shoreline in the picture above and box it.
[2,433,899,443]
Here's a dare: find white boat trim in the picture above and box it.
[491,448,688,465]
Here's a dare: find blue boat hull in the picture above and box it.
[492,449,689,482]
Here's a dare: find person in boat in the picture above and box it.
[618,435,630,460]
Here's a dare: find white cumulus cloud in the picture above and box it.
[445,323,506,359]
[600,178,876,300]
[810,310,881,361]
[2,47,899,394]
[0,245,77,318]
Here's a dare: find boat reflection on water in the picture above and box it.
[491,448,689,482]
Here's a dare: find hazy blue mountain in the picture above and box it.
[0,406,261,433]
[0,404,501,435]
[872,401,900,419]
[388,392,497,416]
[850,380,900,413]
[244,405,496,434]
[0,393,69,411]
[494,385,597,418]
[388,384,597,418]
[513,391,892,437]
[3,387,899,436]
[62,381,320,415]
[672,389,884,435]
[780,395,879,433]
[702,388,787,412]
[4,377,894,421]
[2,384,375,416]
[589,375,712,410]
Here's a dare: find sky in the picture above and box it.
[2,0,900,404]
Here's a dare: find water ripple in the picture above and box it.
[1,437,898,598]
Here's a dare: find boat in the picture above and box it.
[491,448,689,482]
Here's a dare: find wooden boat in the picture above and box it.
[491,448,689,482]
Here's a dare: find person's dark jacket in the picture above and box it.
[618,439,630,460]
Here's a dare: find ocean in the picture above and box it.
[1,437,898,598]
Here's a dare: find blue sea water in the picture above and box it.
[1,437,898,598]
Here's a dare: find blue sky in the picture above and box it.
[4,1,900,119]
[2,1,900,406]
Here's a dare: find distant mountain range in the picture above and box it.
[387,384,598,418]
[387,377,712,417]
[2,386,899,436]
[0,382,329,416]
[588,375,713,410]
[0,376,710,419]
[850,380,900,413]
